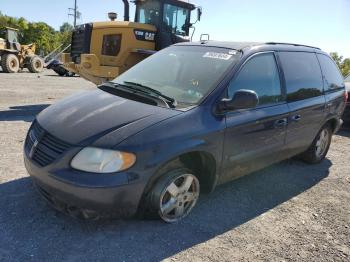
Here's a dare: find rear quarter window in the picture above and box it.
[317,54,344,92]
[279,52,323,102]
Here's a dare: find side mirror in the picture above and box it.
[218,89,259,112]
[197,7,202,22]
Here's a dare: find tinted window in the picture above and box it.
[228,53,283,105]
[279,52,323,101]
[0,29,6,39]
[102,34,121,56]
[317,54,344,91]
[136,0,161,24]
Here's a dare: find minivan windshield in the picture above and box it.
[113,46,241,105]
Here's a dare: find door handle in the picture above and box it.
[274,118,288,128]
[291,114,301,122]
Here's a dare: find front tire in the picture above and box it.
[300,124,332,164]
[28,55,44,73]
[1,54,20,73]
[147,168,200,223]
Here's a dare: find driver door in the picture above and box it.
[221,52,290,183]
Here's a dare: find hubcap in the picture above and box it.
[159,174,199,223]
[315,129,330,158]
[10,59,17,68]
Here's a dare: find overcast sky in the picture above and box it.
[1,0,349,57]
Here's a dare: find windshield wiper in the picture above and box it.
[122,81,177,106]
[99,81,177,108]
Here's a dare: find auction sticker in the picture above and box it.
[203,52,232,60]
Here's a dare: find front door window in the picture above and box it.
[228,53,283,106]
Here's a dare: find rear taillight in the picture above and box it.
[345,90,349,103]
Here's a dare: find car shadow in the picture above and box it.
[0,104,49,122]
[0,158,331,261]
[45,74,79,78]
[337,129,350,137]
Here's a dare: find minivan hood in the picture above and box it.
[37,90,180,145]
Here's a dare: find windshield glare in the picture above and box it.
[113,46,240,105]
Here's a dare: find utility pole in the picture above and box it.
[73,0,77,27]
[68,0,81,27]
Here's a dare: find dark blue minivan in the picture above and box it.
[24,42,347,222]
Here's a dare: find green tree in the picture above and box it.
[23,22,59,55]
[58,22,73,47]
[342,58,350,77]
[0,12,72,55]
[60,22,73,33]
[330,52,343,68]
[330,52,350,77]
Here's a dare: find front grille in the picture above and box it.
[25,120,72,167]
[70,23,93,63]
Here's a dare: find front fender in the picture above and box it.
[115,107,226,185]
[147,136,221,168]
[117,127,225,180]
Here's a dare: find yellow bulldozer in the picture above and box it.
[62,0,202,85]
[0,27,44,73]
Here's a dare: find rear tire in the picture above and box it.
[145,167,200,223]
[1,53,19,73]
[299,124,332,164]
[28,55,43,73]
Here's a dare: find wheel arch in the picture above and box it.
[143,150,218,197]
[326,117,340,133]
[137,150,218,217]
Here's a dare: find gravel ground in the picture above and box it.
[0,70,349,262]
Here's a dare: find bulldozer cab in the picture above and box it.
[0,27,21,51]
[61,0,201,84]
[134,0,198,49]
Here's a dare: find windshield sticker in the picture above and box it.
[203,52,233,60]
[229,50,238,55]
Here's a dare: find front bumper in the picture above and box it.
[24,152,145,219]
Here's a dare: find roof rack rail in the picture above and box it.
[265,42,321,50]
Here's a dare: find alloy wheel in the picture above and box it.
[315,128,330,158]
[159,174,199,223]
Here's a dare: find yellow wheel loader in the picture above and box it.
[0,27,44,73]
[62,0,202,85]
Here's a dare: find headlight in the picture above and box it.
[71,147,136,173]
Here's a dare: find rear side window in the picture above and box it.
[102,34,121,56]
[279,52,323,102]
[317,54,344,91]
[228,53,283,106]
